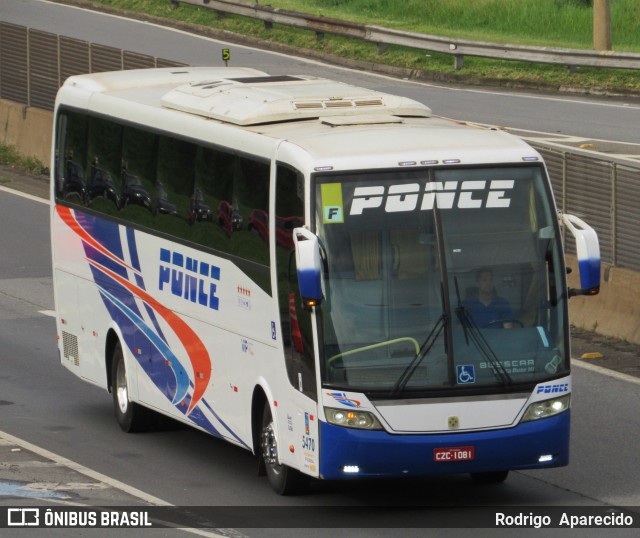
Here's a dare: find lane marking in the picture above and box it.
[572,357,640,385]
[38,310,56,318]
[0,429,238,537]
[0,185,49,204]
[411,79,640,112]
[0,429,170,505]
[0,461,64,469]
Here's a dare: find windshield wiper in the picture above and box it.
[391,314,447,397]
[454,277,512,385]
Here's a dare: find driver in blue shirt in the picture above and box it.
[463,268,513,328]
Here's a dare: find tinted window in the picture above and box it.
[275,164,316,400]
[55,109,271,294]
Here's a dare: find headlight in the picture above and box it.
[520,394,571,423]
[324,407,383,430]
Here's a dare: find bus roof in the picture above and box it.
[57,67,540,167]
[160,73,431,125]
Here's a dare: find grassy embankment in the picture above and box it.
[83,0,640,92]
[0,145,48,178]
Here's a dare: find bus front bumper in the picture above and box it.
[318,411,569,480]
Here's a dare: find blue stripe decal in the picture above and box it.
[98,287,190,405]
[201,398,250,449]
[125,228,170,344]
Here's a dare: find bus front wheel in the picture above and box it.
[111,342,148,433]
[260,404,307,495]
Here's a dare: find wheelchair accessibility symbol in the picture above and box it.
[457,365,476,384]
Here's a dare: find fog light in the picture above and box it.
[343,465,360,473]
[538,454,554,463]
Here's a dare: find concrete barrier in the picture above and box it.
[567,256,640,344]
[0,100,52,165]
[1,100,636,345]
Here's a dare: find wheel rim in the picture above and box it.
[261,421,283,476]
[115,359,129,415]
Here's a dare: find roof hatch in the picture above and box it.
[160,74,431,126]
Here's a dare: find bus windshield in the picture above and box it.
[314,165,567,394]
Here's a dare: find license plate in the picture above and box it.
[434,446,475,462]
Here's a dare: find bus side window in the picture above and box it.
[275,164,317,401]
[232,157,269,266]
[119,126,155,222]
[195,146,271,294]
[201,146,234,245]
[87,117,123,214]
[154,135,196,240]
[63,157,88,205]
[57,110,89,206]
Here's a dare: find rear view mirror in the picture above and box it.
[293,227,323,309]
[561,214,600,297]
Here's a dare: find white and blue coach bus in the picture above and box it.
[51,67,600,494]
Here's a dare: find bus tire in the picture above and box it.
[470,470,509,484]
[260,404,307,495]
[111,341,148,433]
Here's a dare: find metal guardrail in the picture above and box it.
[174,0,640,71]
[531,141,640,271]
[1,21,640,272]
